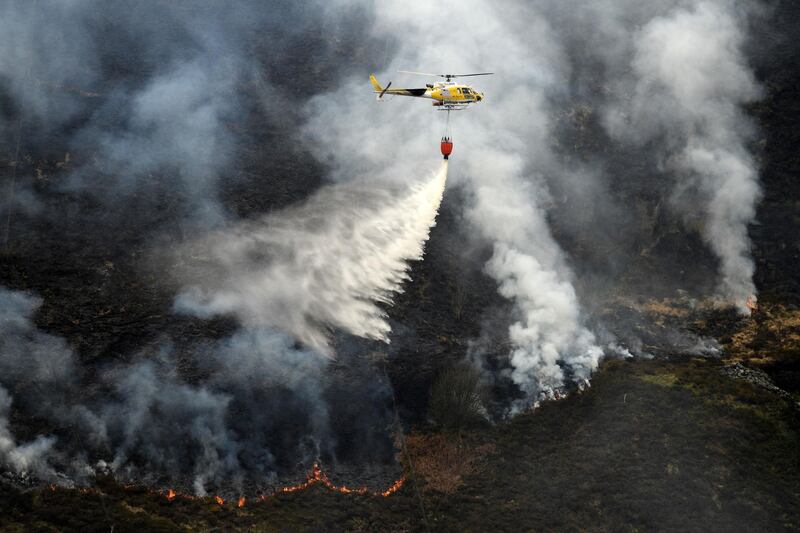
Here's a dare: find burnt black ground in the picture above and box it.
[1,358,797,532]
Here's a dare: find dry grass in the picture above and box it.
[725,303,800,363]
[401,432,495,494]
[641,299,691,319]
[638,372,679,388]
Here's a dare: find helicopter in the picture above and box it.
[369,71,492,111]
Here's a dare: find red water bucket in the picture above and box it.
[440,137,453,160]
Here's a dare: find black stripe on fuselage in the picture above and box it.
[381,88,429,97]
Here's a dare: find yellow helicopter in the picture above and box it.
[369,71,492,110]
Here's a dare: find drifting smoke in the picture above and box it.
[603,1,762,311]
[0,288,66,480]
[0,0,377,225]
[175,163,448,356]
[0,2,245,220]
[0,284,396,493]
[0,385,56,480]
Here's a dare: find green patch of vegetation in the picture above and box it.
[637,371,679,388]
[428,363,487,431]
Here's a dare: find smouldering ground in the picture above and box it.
[2,352,798,532]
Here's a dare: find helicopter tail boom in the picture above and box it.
[370,74,429,98]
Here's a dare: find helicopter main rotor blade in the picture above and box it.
[398,70,442,77]
[399,70,494,79]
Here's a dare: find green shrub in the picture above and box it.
[429,364,486,430]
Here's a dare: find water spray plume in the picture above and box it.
[176,162,449,356]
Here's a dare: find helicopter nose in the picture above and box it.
[478,93,484,101]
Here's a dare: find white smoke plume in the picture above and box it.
[487,245,603,400]
[0,288,66,480]
[602,0,762,310]
[175,162,448,355]
[0,385,56,480]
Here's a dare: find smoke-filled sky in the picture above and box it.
[0,0,769,492]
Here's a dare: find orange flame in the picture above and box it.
[379,476,406,497]
[254,462,404,502]
[746,295,758,316]
[49,462,405,508]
